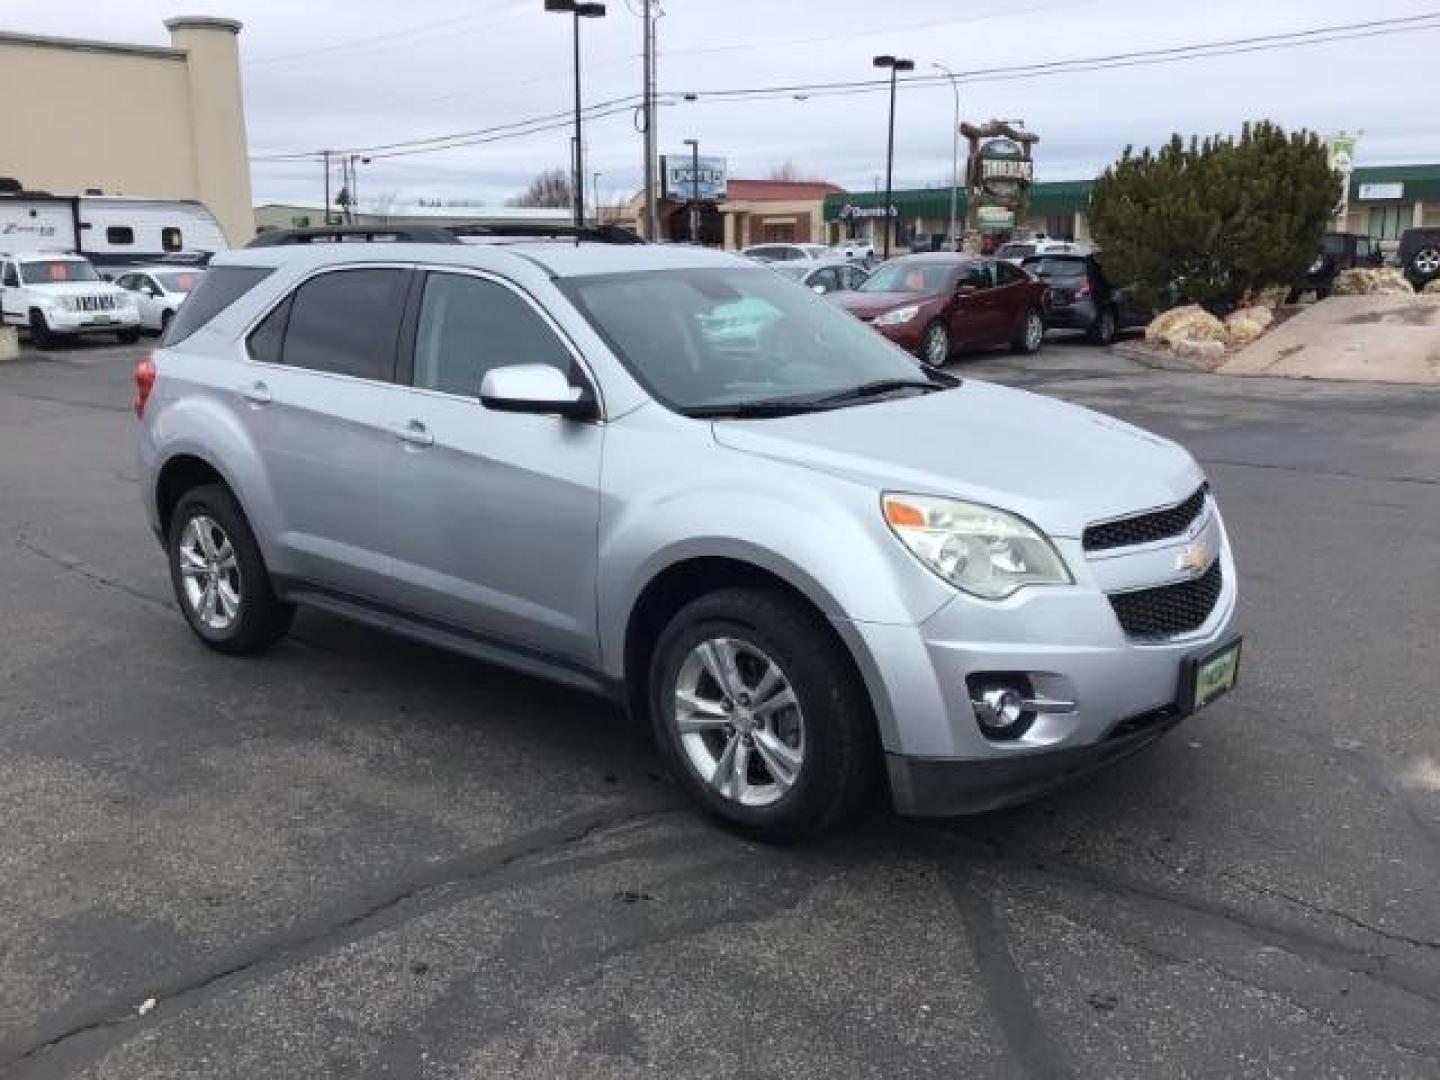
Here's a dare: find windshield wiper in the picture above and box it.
[683,398,836,419]
[810,377,951,406]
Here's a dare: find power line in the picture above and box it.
[246,2,523,68]
[248,13,1440,163]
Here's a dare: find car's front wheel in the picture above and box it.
[117,327,141,345]
[1012,308,1045,354]
[921,320,950,367]
[649,588,877,841]
[167,484,293,655]
[1410,245,1440,286]
[28,310,54,349]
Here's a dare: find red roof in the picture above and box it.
[724,179,845,202]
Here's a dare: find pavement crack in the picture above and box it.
[0,805,677,1077]
[1221,872,1440,952]
[11,530,174,614]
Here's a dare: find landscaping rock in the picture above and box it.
[1224,305,1274,347]
[1145,305,1226,348]
[0,326,18,362]
[1174,339,1226,367]
[1249,285,1291,310]
[1331,268,1416,296]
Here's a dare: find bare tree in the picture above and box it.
[507,168,574,208]
[765,161,824,182]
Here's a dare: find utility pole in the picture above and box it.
[684,138,700,243]
[932,63,960,250]
[642,0,658,241]
[322,149,332,225]
[593,171,603,226]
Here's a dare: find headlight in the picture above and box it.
[56,296,78,313]
[882,493,1071,599]
[874,304,920,327]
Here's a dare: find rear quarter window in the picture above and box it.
[160,266,275,346]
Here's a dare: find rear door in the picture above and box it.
[240,265,412,600]
[378,268,604,667]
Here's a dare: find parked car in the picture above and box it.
[1295,233,1384,298]
[114,266,206,333]
[828,238,875,262]
[1397,227,1440,290]
[996,238,1084,265]
[137,240,1240,840]
[771,258,870,295]
[832,253,1049,365]
[1022,252,1151,345]
[0,252,140,347]
[741,243,829,263]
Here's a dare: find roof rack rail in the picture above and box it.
[244,225,462,248]
[446,223,647,245]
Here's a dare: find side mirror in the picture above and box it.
[480,363,597,421]
[811,283,828,294]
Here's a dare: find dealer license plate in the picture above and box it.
[1180,637,1242,714]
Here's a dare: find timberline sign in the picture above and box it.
[962,120,1039,233]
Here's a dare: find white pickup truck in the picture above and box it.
[0,252,140,347]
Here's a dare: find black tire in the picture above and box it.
[1086,306,1118,346]
[160,308,174,335]
[648,587,878,842]
[920,320,950,367]
[28,309,54,349]
[1011,307,1045,354]
[1408,246,1440,288]
[117,327,141,345]
[167,483,293,655]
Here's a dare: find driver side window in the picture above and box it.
[412,272,575,398]
[4,262,21,288]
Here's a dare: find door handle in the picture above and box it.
[388,419,434,448]
[242,381,272,405]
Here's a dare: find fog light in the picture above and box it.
[975,687,1026,733]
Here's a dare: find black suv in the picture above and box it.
[1398,228,1440,290]
[1298,233,1383,298]
[1021,252,1152,345]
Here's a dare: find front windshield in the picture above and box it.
[155,270,202,293]
[857,261,956,294]
[20,260,100,285]
[561,267,935,413]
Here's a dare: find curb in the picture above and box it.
[1109,340,1209,373]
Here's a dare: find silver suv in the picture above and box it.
[136,240,1240,839]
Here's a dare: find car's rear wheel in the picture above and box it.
[1087,306,1118,345]
[28,310,54,349]
[167,484,293,655]
[921,320,950,367]
[1409,245,1440,285]
[648,588,877,842]
[1012,308,1045,354]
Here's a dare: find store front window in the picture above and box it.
[1367,205,1407,240]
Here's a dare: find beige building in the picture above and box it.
[0,17,253,245]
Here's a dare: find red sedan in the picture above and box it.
[832,253,1050,366]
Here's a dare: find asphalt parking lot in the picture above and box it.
[2,332,1438,1079]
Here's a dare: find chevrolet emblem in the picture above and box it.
[1176,542,1214,576]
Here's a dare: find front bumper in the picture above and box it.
[840,502,1239,816]
[867,318,925,353]
[41,307,139,334]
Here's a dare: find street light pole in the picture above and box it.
[592,171,602,226]
[684,138,700,243]
[872,54,913,261]
[321,149,332,225]
[546,0,607,235]
[932,63,960,250]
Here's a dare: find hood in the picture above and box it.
[24,281,126,296]
[712,380,1202,539]
[832,290,942,319]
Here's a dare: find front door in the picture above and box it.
[239,265,412,600]
[380,269,604,668]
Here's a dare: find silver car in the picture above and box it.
[136,240,1241,840]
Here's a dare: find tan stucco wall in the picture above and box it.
[0,20,252,245]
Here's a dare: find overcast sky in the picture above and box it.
[8,0,1438,207]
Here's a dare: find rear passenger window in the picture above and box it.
[161,265,274,346]
[997,261,1028,285]
[281,269,409,381]
[246,294,292,365]
[412,272,573,397]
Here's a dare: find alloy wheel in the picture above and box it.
[673,637,805,808]
[178,515,243,631]
[1414,248,1440,276]
[925,324,949,366]
[1026,311,1044,351]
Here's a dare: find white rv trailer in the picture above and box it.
[0,193,225,270]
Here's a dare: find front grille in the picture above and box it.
[75,294,117,312]
[1084,484,1208,553]
[1108,560,1223,640]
